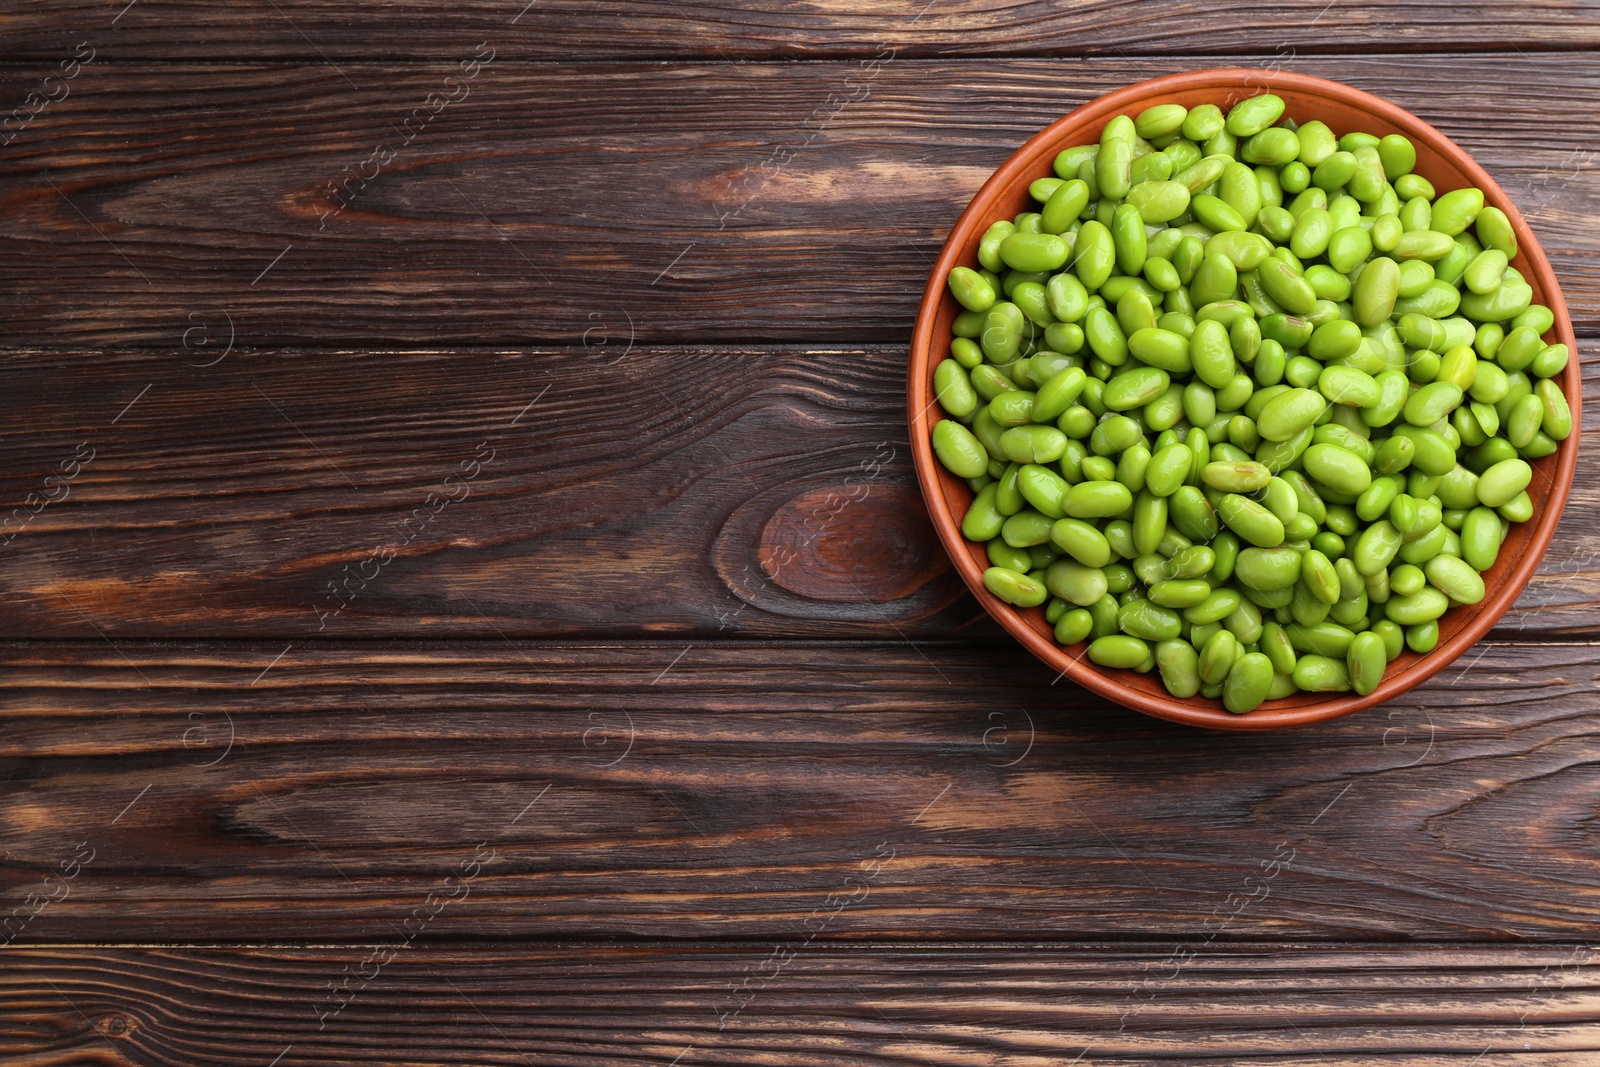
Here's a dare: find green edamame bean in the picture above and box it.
[1498,488,1536,520]
[1475,457,1531,507]
[1425,553,1486,605]
[980,301,1025,363]
[984,566,1048,607]
[1225,93,1285,136]
[1096,138,1133,201]
[1366,618,1401,661]
[1505,393,1544,449]
[1111,203,1147,276]
[1258,621,1295,675]
[999,232,1070,273]
[1145,443,1191,499]
[1144,256,1182,292]
[1318,365,1380,410]
[1347,630,1387,695]
[1047,517,1112,569]
[933,420,988,479]
[1135,103,1188,140]
[1001,509,1054,548]
[1256,257,1317,315]
[1432,187,1484,237]
[1394,229,1456,262]
[1352,256,1401,326]
[1083,305,1129,368]
[962,484,1005,541]
[1218,493,1285,548]
[1353,519,1402,575]
[1459,506,1501,572]
[1185,587,1241,626]
[1118,598,1182,641]
[1370,212,1403,252]
[1398,195,1432,234]
[1073,221,1117,290]
[1205,230,1274,271]
[1404,620,1438,654]
[1088,593,1120,639]
[1224,595,1264,644]
[1389,561,1425,597]
[1397,258,1436,298]
[1046,558,1110,607]
[948,266,997,312]
[1535,379,1572,440]
[1223,651,1274,714]
[1464,248,1509,295]
[1016,461,1071,516]
[1358,370,1408,429]
[1165,484,1214,543]
[1102,365,1171,411]
[988,538,1033,573]
[1301,548,1341,605]
[988,391,1038,427]
[1201,460,1272,493]
[1257,387,1326,443]
[1393,279,1462,320]
[1055,607,1094,645]
[1233,546,1302,591]
[1125,179,1191,225]
[1030,365,1088,423]
[1181,103,1225,141]
[1062,480,1134,519]
[1125,326,1193,374]
[1154,638,1201,698]
[1404,381,1465,427]
[1242,127,1300,166]
[1385,586,1449,625]
[1290,207,1334,260]
[1131,490,1167,556]
[1475,205,1517,258]
[1532,343,1570,380]
[1041,179,1091,235]
[1293,654,1351,693]
[934,359,978,418]
[1053,144,1098,181]
[1198,628,1239,686]
[1150,578,1213,610]
[1089,634,1149,668]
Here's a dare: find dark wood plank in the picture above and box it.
[0,346,1593,641]
[0,57,1597,348]
[4,943,1597,1065]
[3,639,1598,942]
[1,1,1595,60]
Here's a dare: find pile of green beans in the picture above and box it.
[930,92,1572,713]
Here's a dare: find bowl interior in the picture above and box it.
[909,69,1581,730]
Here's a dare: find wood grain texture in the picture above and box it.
[0,57,1597,348]
[0,346,1593,640]
[2,639,1597,942]
[3,943,1599,1065]
[2,1,1597,60]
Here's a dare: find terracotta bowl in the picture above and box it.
[908,69,1581,730]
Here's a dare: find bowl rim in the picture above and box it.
[907,67,1582,730]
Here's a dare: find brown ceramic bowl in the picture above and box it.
[909,69,1581,730]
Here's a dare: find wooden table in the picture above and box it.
[2,3,1597,1063]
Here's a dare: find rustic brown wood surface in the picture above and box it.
[2,640,1599,944]
[3,944,1597,1065]
[0,59,1598,348]
[2,3,1598,1063]
[3,1,1597,59]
